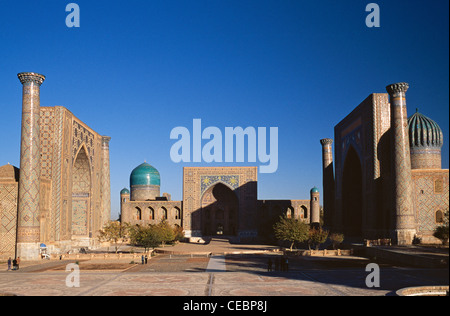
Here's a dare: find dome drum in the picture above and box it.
[130,184,160,201]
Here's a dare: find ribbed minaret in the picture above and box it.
[320,138,335,229]
[386,82,416,245]
[101,136,111,227]
[16,72,45,260]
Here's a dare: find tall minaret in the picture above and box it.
[386,82,416,245]
[16,72,45,260]
[101,136,111,227]
[320,138,335,229]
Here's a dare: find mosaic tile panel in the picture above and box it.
[0,184,18,258]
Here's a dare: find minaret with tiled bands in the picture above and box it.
[101,136,111,227]
[386,82,416,245]
[16,72,45,259]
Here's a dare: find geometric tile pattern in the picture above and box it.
[40,108,54,179]
[17,77,44,244]
[389,93,415,232]
[72,199,88,236]
[413,171,449,233]
[0,183,18,258]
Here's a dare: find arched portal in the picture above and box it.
[342,146,363,237]
[72,146,91,236]
[201,182,238,236]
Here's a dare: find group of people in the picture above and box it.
[141,254,149,264]
[6,257,20,271]
[267,256,289,272]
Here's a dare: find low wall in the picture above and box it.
[51,252,150,261]
[284,249,353,256]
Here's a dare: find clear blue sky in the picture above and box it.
[0,0,448,220]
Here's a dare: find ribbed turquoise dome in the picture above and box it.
[120,188,130,195]
[311,187,319,194]
[408,110,443,148]
[130,162,160,186]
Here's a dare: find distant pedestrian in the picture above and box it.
[16,257,20,270]
[145,255,148,264]
[141,255,145,264]
[267,258,272,272]
[7,257,12,271]
[12,258,17,270]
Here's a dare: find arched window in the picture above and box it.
[161,207,168,220]
[301,205,308,219]
[135,207,142,220]
[286,207,293,219]
[148,207,154,220]
[436,210,444,224]
[174,207,181,220]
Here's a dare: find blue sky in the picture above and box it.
[0,0,448,220]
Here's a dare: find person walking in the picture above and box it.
[7,257,12,271]
[267,258,273,272]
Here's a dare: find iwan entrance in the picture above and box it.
[201,183,238,236]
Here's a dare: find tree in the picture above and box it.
[273,216,309,251]
[98,221,130,253]
[155,220,176,247]
[129,225,162,251]
[433,211,449,246]
[329,233,345,250]
[308,227,329,250]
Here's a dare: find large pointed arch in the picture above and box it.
[72,145,92,236]
[342,145,363,237]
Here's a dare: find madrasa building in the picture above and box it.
[0,73,111,260]
[320,82,449,245]
[120,165,321,242]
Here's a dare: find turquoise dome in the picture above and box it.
[130,162,160,186]
[311,187,319,194]
[120,188,130,195]
[408,110,443,148]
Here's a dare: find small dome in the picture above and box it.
[130,162,160,187]
[408,110,443,148]
[120,188,130,195]
[310,187,319,194]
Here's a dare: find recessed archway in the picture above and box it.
[72,146,91,236]
[342,146,363,237]
[201,182,238,236]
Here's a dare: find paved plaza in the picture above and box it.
[0,240,448,296]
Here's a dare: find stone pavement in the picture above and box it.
[0,239,448,296]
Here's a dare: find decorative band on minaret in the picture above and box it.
[386,82,416,245]
[320,138,335,229]
[16,72,45,259]
[101,136,111,227]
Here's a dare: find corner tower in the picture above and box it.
[16,72,45,260]
[310,187,320,225]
